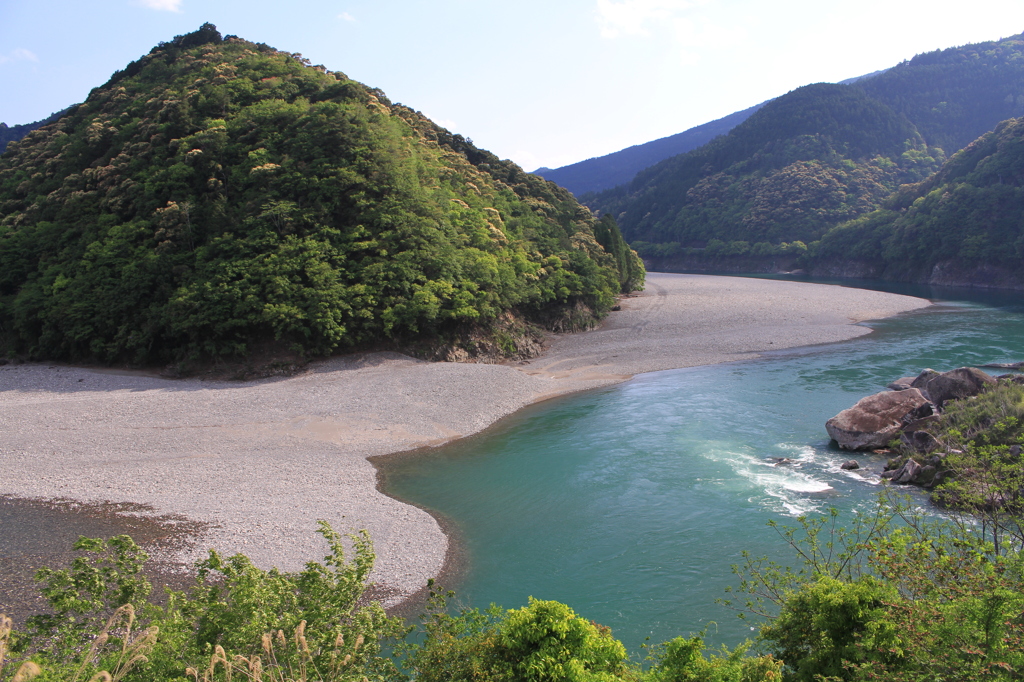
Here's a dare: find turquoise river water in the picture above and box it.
[380,280,1024,653]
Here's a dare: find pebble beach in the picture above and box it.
[0,273,931,609]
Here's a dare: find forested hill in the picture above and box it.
[532,101,766,196]
[812,116,1024,286]
[588,32,1024,263]
[856,33,1024,155]
[589,82,942,249]
[0,24,642,367]
[0,109,69,154]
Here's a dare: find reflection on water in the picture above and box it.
[381,283,1024,652]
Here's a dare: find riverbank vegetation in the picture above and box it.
[0,24,642,369]
[7,487,1024,682]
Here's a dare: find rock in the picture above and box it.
[881,469,898,479]
[826,388,931,450]
[910,369,941,395]
[899,429,941,453]
[917,464,938,487]
[1012,445,1022,457]
[887,377,916,391]
[982,361,1024,369]
[840,460,860,470]
[999,374,1024,385]
[924,367,997,407]
[902,415,941,433]
[893,458,923,484]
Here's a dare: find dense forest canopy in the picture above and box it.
[588,32,1024,268]
[814,116,1024,280]
[0,109,69,155]
[589,83,943,249]
[0,24,642,366]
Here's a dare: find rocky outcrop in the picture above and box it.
[831,365,1015,499]
[922,367,996,407]
[826,388,932,450]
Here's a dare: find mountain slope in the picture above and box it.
[588,32,1024,265]
[0,24,642,366]
[533,101,766,196]
[813,116,1024,286]
[0,109,70,154]
[590,83,941,248]
[856,33,1024,155]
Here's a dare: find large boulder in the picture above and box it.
[923,367,996,407]
[826,388,931,450]
[910,369,940,392]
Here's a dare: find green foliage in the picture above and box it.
[731,495,1024,681]
[644,636,782,682]
[758,576,903,682]
[404,590,630,682]
[15,522,405,682]
[0,26,641,365]
[25,535,153,666]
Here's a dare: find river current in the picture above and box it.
[381,279,1024,653]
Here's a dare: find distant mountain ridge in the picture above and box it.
[532,102,766,196]
[532,70,889,198]
[586,31,1024,275]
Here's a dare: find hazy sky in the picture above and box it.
[3,0,1024,171]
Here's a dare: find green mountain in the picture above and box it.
[591,83,943,250]
[0,24,642,366]
[813,116,1024,286]
[589,32,1024,267]
[0,109,70,154]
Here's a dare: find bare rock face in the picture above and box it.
[923,367,996,407]
[826,388,931,450]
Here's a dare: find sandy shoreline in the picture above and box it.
[0,273,931,608]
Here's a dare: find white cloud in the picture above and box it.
[0,48,39,65]
[338,11,356,21]
[596,0,699,38]
[136,0,183,12]
[595,0,745,65]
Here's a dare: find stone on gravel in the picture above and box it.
[826,388,931,450]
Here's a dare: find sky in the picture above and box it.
[2,0,1024,171]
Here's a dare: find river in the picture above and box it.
[379,279,1024,653]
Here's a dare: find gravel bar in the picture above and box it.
[0,273,930,607]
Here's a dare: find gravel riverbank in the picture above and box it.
[0,273,930,612]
